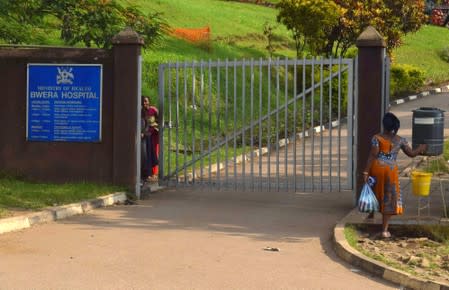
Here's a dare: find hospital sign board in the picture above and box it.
[27,64,102,142]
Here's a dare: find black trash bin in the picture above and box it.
[412,107,445,156]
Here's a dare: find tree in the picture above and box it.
[0,0,167,49]
[53,0,125,48]
[48,0,167,49]
[122,6,166,50]
[0,0,47,44]
[326,0,427,57]
[276,0,427,57]
[263,21,276,58]
[276,0,341,58]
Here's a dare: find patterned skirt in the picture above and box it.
[369,159,403,215]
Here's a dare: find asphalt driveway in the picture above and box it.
[0,188,397,289]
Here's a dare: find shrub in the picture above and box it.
[390,64,425,100]
[438,46,449,62]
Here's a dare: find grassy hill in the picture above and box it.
[128,0,449,94]
[393,24,449,85]
[129,0,294,95]
[129,0,292,58]
[4,0,449,92]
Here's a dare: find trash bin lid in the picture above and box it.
[412,107,445,116]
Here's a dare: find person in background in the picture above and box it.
[141,96,159,182]
[140,101,149,185]
[363,112,427,238]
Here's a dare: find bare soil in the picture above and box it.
[353,224,449,285]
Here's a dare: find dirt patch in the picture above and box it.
[351,224,449,285]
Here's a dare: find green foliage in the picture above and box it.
[389,64,425,99]
[334,0,427,56]
[438,46,449,63]
[344,224,359,245]
[116,6,168,49]
[263,21,276,58]
[0,16,34,44]
[424,156,449,173]
[445,138,449,161]
[0,0,167,49]
[276,0,340,58]
[0,0,43,25]
[423,139,449,173]
[394,25,449,85]
[56,0,125,48]
[49,0,167,49]
[275,0,427,57]
[0,0,48,44]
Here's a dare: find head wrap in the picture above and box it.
[382,112,400,135]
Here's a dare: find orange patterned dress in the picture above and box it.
[368,134,407,215]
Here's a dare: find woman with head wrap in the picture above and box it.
[363,112,427,238]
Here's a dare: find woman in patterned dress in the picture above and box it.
[141,96,159,182]
[363,112,427,238]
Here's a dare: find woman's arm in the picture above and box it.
[362,138,379,183]
[401,142,427,157]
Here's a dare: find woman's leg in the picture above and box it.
[140,138,147,181]
[145,135,153,179]
[382,214,392,237]
[152,143,159,176]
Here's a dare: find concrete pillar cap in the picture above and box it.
[356,26,386,48]
[112,27,144,45]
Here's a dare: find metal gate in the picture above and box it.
[157,57,356,192]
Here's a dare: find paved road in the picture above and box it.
[0,189,398,290]
[390,93,449,172]
[0,93,447,290]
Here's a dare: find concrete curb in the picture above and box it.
[390,85,449,107]
[0,192,127,235]
[333,211,449,290]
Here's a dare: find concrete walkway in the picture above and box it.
[0,188,398,289]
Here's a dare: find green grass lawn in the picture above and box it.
[423,138,449,173]
[129,0,286,37]
[0,174,124,218]
[136,2,449,94]
[394,25,449,85]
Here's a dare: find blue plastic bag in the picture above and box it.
[358,183,379,213]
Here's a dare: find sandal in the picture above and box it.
[381,231,391,238]
[147,176,158,182]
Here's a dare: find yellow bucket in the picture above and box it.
[411,171,432,197]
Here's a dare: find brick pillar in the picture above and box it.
[111,28,144,195]
[355,26,386,199]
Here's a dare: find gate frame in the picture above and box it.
[156,26,388,196]
[157,58,356,192]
